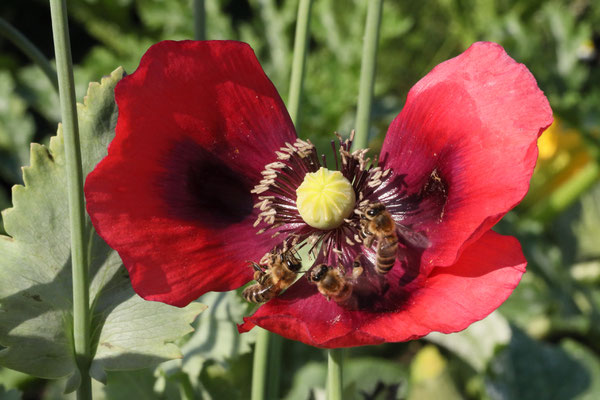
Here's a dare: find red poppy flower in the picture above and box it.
[85,40,552,348]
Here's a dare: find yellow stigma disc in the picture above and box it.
[296,167,356,230]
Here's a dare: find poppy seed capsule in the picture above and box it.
[295,168,356,230]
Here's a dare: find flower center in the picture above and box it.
[296,167,356,230]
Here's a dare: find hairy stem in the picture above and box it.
[193,0,205,40]
[287,0,314,126]
[327,348,344,400]
[251,328,270,400]
[354,0,384,149]
[49,1,90,399]
[267,333,283,399]
[251,2,314,399]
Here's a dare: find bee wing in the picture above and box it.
[396,224,431,249]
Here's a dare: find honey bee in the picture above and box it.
[308,261,363,303]
[360,202,399,274]
[242,248,302,303]
[360,202,430,274]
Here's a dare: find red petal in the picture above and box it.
[380,42,552,273]
[85,41,296,307]
[239,230,526,347]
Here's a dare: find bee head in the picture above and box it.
[309,264,329,282]
[366,202,385,218]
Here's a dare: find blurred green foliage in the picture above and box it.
[1,0,600,399]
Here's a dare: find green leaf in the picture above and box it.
[0,71,34,183]
[182,292,256,363]
[0,188,9,235]
[283,361,324,400]
[485,328,591,400]
[158,291,255,388]
[101,369,175,400]
[408,345,461,400]
[16,65,61,126]
[0,67,205,386]
[570,183,600,259]
[0,384,21,400]
[0,367,33,391]
[199,355,253,400]
[284,357,407,400]
[426,311,511,372]
[560,339,600,400]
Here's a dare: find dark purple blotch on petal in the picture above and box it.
[156,139,254,227]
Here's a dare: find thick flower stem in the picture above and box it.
[193,0,205,41]
[250,2,314,399]
[251,328,270,400]
[267,333,283,399]
[354,0,384,150]
[286,0,314,125]
[49,1,91,399]
[327,348,344,400]
[0,17,58,92]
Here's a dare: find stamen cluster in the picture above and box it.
[251,132,399,278]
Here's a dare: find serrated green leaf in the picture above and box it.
[0,67,205,386]
[183,292,256,363]
[426,311,511,372]
[90,290,206,383]
[158,291,255,389]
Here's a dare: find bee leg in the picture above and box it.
[250,262,263,272]
[363,235,374,248]
[258,284,274,295]
[253,270,263,281]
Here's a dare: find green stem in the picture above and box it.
[250,3,314,399]
[353,0,384,150]
[287,0,314,126]
[49,1,90,399]
[193,0,205,41]
[251,328,270,400]
[266,333,282,400]
[176,372,195,400]
[257,0,289,87]
[327,348,344,400]
[0,17,59,92]
[528,161,600,222]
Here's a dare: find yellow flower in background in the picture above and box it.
[537,125,559,161]
[525,118,592,206]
